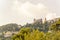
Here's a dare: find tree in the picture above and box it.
[50,20,60,31]
[12,27,31,40]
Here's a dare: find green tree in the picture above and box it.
[50,20,60,31]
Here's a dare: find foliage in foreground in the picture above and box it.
[12,19,60,40]
[12,27,60,40]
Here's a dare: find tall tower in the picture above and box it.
[43,18,47,23]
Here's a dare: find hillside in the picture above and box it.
[0,18,60,40]
[23,18,60,32]
[0,23,21,32]
[12,18,60,40]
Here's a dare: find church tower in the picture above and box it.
[43,18,47,23]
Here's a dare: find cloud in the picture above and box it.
[20,2,48,19]
[0,1,49,25]
[46,13,57,20]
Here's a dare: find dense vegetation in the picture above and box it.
[0,23,20,32]
[0,18,60,40]
[0,23,21,40]
[12,18,60,40]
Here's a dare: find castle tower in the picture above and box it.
[43,18,47,23]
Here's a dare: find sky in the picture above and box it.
[0,0,59,26]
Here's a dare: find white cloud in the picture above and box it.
[0,1,51,26]
[46,13,57,20]
[20,2,48,19]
